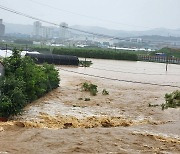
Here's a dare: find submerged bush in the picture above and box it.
[0,49,60,117]
[84,98,91,101]
[82,82,90,91]
[162,90,180,110]
[102,89,109,95]
[81,82,98,96]
[89,84,98,96]
[79,60,93,67]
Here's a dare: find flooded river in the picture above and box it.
[0,59,180,153]
[65,58,180,86]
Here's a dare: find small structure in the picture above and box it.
[0,19,5,37]
[155,53,166,57]
[26,53,79,66]
[0,61,4,77]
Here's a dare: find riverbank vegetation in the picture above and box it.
[52,48,138,61]
[0,49,60,118]
[81,82,110,96]
[150,48,180,58]
[148,90,180,110]
[161,90,180,110]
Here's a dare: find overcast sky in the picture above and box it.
[0,0,180,31]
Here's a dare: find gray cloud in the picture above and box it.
[0,0,180,30]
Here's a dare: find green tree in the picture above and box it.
[0,49,60,117]
[43,63,60,91]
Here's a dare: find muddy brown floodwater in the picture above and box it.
[0,59,180,154]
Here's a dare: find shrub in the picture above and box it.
[0,49,60,117]
[81,82,98,96]
[43,63,60,91]
[102,89,109,95]
[0,95,13,118]
[162,90,180,110]
[79,60,92,67]
[89,84,98,96]
[0,76,27,117]
[82,82,90,91]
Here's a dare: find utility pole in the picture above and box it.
[166,55,168,71]
[26,44,28,54]
[49,45,51,54]
[5,44,7,58]
[85,52,87,68]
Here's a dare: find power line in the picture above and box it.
[58,68,180,88]
[27,1,180,33]
[0,4,126,40]
[27,0,152,30]
[89,66,180,76]
[91,61,180,71]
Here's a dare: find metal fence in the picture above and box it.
[138,55,180,64]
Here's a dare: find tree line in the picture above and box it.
[52,48,138,61]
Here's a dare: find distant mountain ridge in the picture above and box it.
[5,23,33,35]
[71,25,180,37]
[4,22,180,37]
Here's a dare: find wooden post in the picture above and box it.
[85,57,86,68]
[166,55,168,71]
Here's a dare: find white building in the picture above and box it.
[33,21,42,38]
[33,21,54,39]
[0,19,5,36]
[59,22,68,39]
[41,26,53,39]
[130,38,142,43]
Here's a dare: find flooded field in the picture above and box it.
[0,59,180,153]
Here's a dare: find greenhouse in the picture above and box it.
[26,53,79,66]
